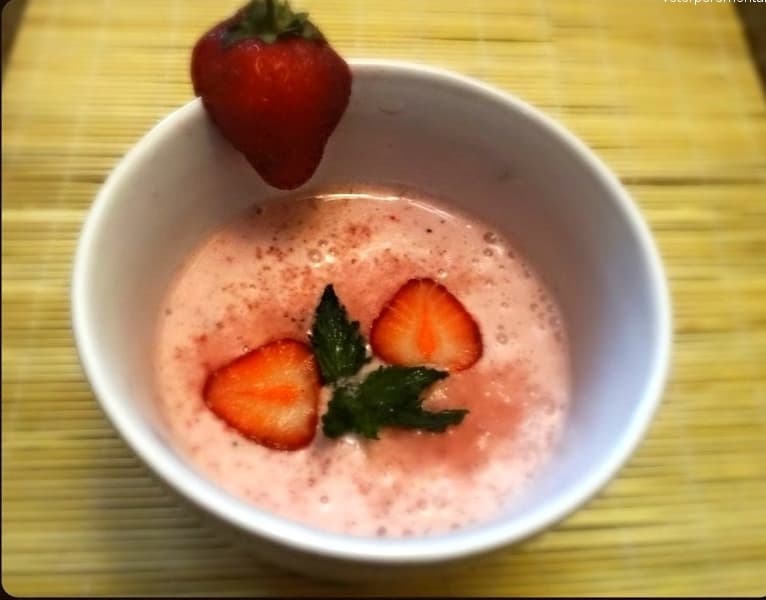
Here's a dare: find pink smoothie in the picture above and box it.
[154,185,570,537]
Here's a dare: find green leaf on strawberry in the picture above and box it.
[225,0,323,46]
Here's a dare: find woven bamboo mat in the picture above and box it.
[3,0,766,596]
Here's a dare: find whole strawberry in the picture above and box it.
[191,0,351,190]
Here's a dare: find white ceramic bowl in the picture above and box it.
[72,60,671,578]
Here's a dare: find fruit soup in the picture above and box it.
[154,185,570,537]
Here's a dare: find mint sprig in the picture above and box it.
[309,285,369,384]
[309,284,469,439]
[322,366,468,439]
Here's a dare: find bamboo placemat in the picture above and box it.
[3,0,765,596]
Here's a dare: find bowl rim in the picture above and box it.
[71,58,672,564]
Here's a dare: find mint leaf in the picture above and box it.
[321,366,468,439]
[309,285,368,384]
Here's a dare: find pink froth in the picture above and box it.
[153,185,570,537]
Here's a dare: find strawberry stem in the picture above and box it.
[223,0,323,46]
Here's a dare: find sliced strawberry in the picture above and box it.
[370,278,483,372]
[203,339,320,450]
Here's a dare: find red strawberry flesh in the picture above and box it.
[370,278,483,372]
[203,338,321,450]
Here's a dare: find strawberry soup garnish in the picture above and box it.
[311,285,469,439]
[370,278,483,372]
[203,339,321,450]
[309,284,368,385]
[202,282,477,450]
[191,0,351,190]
